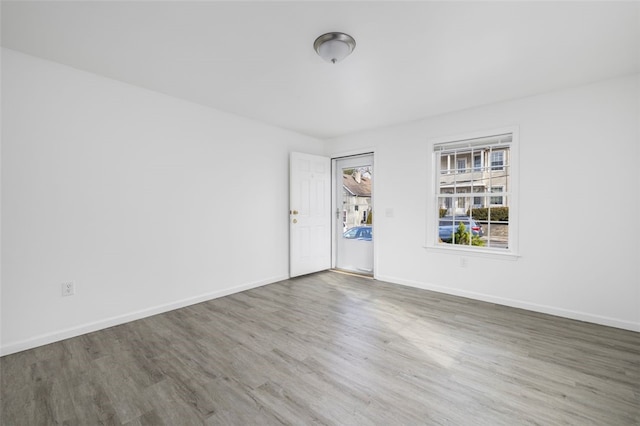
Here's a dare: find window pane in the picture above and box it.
[342,166,372,232]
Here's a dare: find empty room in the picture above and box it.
[1,1,639,425]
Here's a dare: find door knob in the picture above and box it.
[292,219,298,224]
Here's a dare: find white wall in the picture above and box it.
[326,74,640,332]
[2,48,638,357]
[1,49,324,355]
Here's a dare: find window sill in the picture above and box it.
[424,244,520,260]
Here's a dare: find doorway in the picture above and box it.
[333,154,374,275]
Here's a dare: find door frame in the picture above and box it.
[330,148,376,278]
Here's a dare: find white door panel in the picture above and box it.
[290,152,331,277]
[337,239,374,274]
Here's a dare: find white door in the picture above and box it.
[335,154,374,275]
[289,152,331,277]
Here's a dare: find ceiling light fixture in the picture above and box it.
[314,32,356,64]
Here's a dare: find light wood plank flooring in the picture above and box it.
[2,271,639,425]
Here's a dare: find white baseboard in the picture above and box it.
[0,275,288,356]
[376,274,640,333]
[4,273,636,356]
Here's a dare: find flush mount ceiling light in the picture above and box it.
[314,32,356,64]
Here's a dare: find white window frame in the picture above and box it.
[426,127,519,259]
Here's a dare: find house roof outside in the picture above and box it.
[343,173,371,197]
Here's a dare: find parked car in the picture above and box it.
[439,216,483,242]
[343,225,372,241]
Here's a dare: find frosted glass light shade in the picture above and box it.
[314,32,356,64]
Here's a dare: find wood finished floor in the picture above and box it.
[1,271,639,425]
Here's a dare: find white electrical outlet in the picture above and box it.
[62,281,75,297]
[460,257,468,268]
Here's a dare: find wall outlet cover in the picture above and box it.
[62,282,75,297]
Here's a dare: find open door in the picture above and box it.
[334,154,374,275]
[289,152,331,277]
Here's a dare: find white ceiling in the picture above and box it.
[2,1,639,139]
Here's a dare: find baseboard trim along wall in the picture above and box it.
[4,272,636,356]
[376,274,640,333]
[0,275,289,357]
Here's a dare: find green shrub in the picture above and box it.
[453,222,485,246]
[467,207,509,222]
[439,208,448,218]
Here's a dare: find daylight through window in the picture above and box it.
[434,133,512,251]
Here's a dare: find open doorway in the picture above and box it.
[333,154,374,276]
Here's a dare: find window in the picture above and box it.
[473,154,482,171]
[432,131,515,253]
[491,151,505,170]
[490,186,504,205]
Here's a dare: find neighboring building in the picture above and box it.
[342,170,372,230]
[438,147,510,215]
